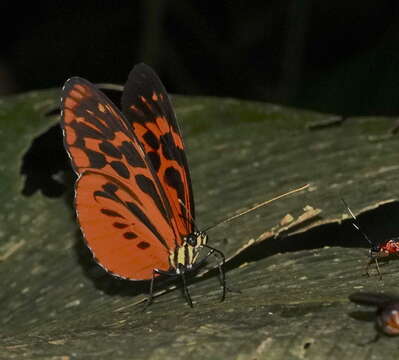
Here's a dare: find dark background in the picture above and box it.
[2,1,399,116]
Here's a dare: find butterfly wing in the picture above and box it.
[61,77,182,280]
[121,64,195,237]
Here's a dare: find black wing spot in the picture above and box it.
[159,133,175,161]
[119,141,146,168]
[110,161,130,179]
[137,241,150,249]
[72,120,104,140]
[159,132,185,167]
[113,222,128,229]
[93,182,120,201]
[124,232,137,239]
[164,167,185,203]
[135,174,167,219]
[74,106,116,140]
[86,149,107,169]
[99,141,122,159]
[126,201,169,249]
[103,182,119,194]
[101,208,124,218]
[148,151,161,172]
[143,130,159,150]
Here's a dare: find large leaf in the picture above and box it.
[1,88,399,359]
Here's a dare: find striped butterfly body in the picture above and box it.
[61,64,224,307]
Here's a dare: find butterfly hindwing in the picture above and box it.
[121,64,195,236]
[61,77,183,279]
[76,171,172,279]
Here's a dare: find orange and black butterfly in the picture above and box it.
[61,64,308,307]
[61,64,225,307]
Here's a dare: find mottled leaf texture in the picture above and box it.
[61,72,194,280]
[5,83,399,359]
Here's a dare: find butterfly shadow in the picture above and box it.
[21,122,72,198]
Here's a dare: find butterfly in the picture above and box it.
[61,63,308,307]
[61,63,228,307]
[342,199,399,279]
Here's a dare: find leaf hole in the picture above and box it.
[303,341,312,349]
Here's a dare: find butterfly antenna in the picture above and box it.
[203,184,309,232]
[341,198,373,246]
[178,199,200,232]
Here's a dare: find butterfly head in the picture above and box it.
[186,231,207,247]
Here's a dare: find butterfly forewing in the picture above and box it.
[121,64,195,237]
[61,77,184,279]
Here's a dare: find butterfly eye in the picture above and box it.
[186,234,198,246]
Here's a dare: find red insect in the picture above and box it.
[61,63,307,307]
[342,199,399,279]
[349,292,399,336]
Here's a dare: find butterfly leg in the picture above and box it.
[145,268,176,309]
[179,265,193,308]
[204,245,227,302]
[145,269,161,309]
